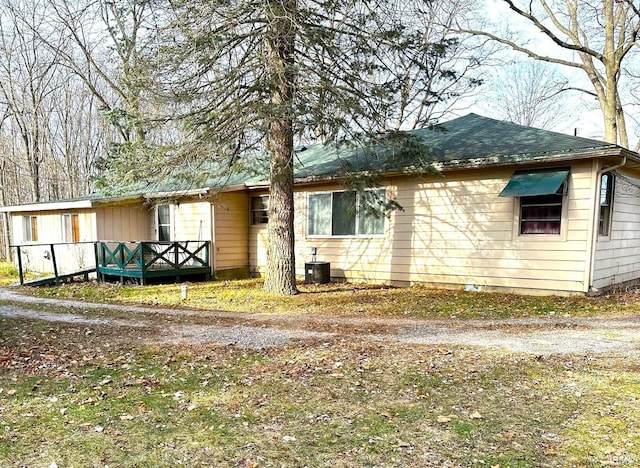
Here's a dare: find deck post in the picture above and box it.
[50,244,59,285]
[93,242,101,283]
[16,246,24,285]
[205,241,212,280]
[140,242,147,285]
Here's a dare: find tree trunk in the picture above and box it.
[263,0,298,295]
[1,212,10,262]
[0,163,10,261]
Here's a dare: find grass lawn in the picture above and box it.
[0,262,18,287]
[2,263,640,465]
[3,258,639,320]
[0,315,638,467]
[16,275,640,320]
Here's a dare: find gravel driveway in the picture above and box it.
[2,288,640,356]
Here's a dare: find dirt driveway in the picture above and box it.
[1,288,639,356]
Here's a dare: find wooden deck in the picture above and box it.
[96,241,211,285]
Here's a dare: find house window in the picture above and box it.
[62,214,80,242]
[308,189,386,237]
[520,193,563,234]
[251,196,269,224]
[499,167,570,236]
[22,215,38,242]
[599,173,615,236]
[157,205,171,241]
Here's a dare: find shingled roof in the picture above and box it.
[272,113,625,185]
[410,113,617,163]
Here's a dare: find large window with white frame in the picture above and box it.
[308,189,386,237]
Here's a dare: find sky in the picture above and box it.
[460,0,640,149]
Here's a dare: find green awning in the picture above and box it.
[499,167,570,197]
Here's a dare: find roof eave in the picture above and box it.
[432,146,630,172]
[0,199,95,213]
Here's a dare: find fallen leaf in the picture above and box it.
[437,415,453,423]
[6,389,16,396]
[470,411,483,419]
[119,414,135,421]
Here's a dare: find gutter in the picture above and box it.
[586,155,627,294]
[143,188,211,199]
[0,199,95,213]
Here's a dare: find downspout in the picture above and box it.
[587,156,627,294]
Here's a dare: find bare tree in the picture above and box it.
[47,80,104,198]
[487,60,572,129]
[0,0,65,202]
[38,0,171,192]
[44,0,157,142]
[458,0,640,147]
[377,0,486,131]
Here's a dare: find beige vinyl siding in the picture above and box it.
[11,209,96,244]
[249,225,269,276]
[172,202,212,241]
[250,162,595,293]
[10,209,97,274]
[213,192,249,272]
[96,206,150,241]
[593,170,640,290]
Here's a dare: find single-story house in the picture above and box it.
[3,113,640,294]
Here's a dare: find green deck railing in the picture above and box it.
[96,240,211,284]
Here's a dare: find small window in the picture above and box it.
[499,167,569,236]
[308,189,386,237]
[157,205,171,241]
[251,196,269,224]
[22,215,38,242]
[599,173,615,236]
[520,191,563,235]
[62,214,80,242]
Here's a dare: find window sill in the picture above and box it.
[517,234,562,239]
[306,235,385,239]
